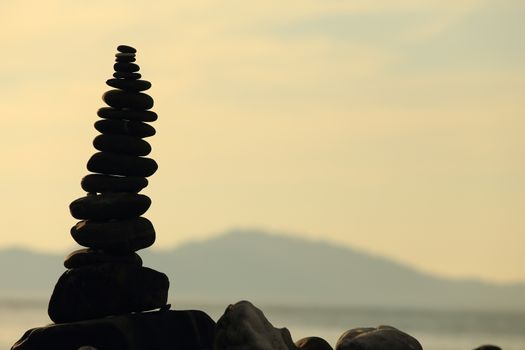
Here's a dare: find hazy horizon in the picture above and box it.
[1,0,524,284]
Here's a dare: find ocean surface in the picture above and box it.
[2,298,524,350]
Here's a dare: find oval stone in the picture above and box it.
[94,119,156,138]
[103,90,153,110]
[296,337,333,350]
[117,45,137,53]
[81,174,148,193]
[106,79,151,92]
[113,71,141,80]
[93,134,151,156]
[336,326,423,350]
[113,62,140,73]
[116,55,136,63]
[70,217,156,252]
[64,248,143,269]
[48,264,169,323]
[87,152,158,177]
[69,193,151,220]
[97,107,157,122]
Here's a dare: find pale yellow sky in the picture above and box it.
[1,0,524,283]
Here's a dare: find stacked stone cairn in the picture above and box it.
[48,44,169,323]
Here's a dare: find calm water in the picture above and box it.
[2,298,525,350]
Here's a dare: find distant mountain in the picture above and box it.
[1,230,524,311]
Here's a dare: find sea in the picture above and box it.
[2,298,524,350]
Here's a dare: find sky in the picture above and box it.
[1,0,524,283]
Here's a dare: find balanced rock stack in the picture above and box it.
[48,45,169,323]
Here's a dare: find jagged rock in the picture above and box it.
[64,249,142,269]
[117,45,137,53]
[93,134,151,156]
[113,71,141,80]
[12,309,215,350]
[81,174,148,193]
[97,107,157,122]
[87,152,158,177]
[70,217,155,253]
[215,300,297,350]
[106,78,151,91]
[296,337,333,350]
[335,326,422,350]
[473,346,502,350]
[94,119,156,138]
[102,90,153,110]
[69,193,151,220]
[113,62,140,73]
[48,264,169,323]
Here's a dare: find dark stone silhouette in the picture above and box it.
[473,346,502,350]
[335,326,423,350]
[12,45,215,350]
[296,337,333,350]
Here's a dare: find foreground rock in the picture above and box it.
[296,336,333,350]
[12,310,214,350]
[215,300,298,350]
[473,346,502,350]
[336,326,422,350]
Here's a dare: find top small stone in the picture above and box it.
[117,45,137,54]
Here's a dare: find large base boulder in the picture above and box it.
[11,309,214,350]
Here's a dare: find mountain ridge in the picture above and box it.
[1,230,524,311]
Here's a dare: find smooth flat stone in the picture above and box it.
[114,62,140,73]
[12,310,215,350]
[93,134,151,156]
[97,107,157,122]
[336,326,422,350]
[87,152,158,177]
[69,193,151,220]
[296,337,333,350]
[106,78,151,92]
[117,45,137,53]
[116,55,136,63]
[64,249,142,268]
[116,52,135,59]
[81,174,148,193]
[48,264,169,323]
[113,72,141,80]
[95,119,156,138]
[103,90,153,110]
[70,217,156,252]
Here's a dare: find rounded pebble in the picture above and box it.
[81,174,148,193]
[114,62,140,73]
[69,193,151,220]
[113,72,141,80]
[93,134,151,156]
[103,90,153,110]
[94,119,156,138]
[106,78,151,92]
[70,217,156,253]
[64,248,143,269]
[117,45,137,53]
[87,152,158,177]
[97,107,157,122]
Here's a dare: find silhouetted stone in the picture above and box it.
[87,152,158,177]
[70,217,155,252]
[97,107,157,122]
[106,78,151,91]
[48,264,169,323]
[473,346,502,350]
[93,134,151,156]
[64,249,142,269]
[114,62,140,73]
[296,337,333,350]
[215,301,297,350]
[113,71,141,80]
[94,119,156,138]
[69,193,151,220]
[11,310,215,350]
[103,90,153,110]
[336,326,422,350]
[81,174,148,193]
[117,45,137,54]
